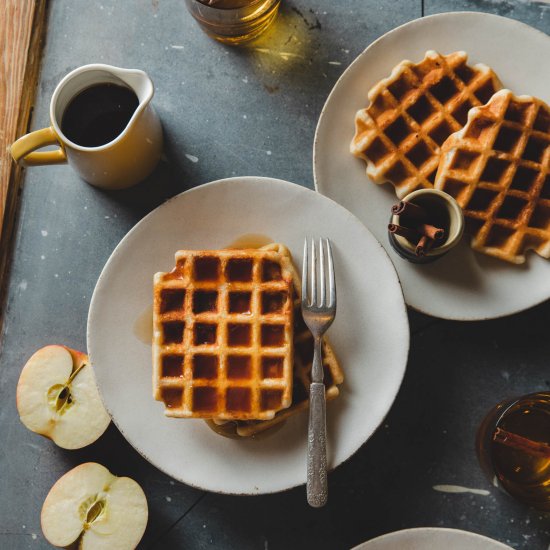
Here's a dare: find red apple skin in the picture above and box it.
[66,346,88,366]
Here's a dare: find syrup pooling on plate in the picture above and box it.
[204,417,287,439]
[225,234,274,250]
[133,304,154,345]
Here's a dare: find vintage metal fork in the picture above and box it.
[302,237,336,508]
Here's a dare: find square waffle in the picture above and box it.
[435,89,550,264]
[351,50,502,198]
[210,244,344,438]
[153,247,294,420]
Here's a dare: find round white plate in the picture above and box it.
[314,12,550,320]
[352,528,513,550]
[87,177,409,494]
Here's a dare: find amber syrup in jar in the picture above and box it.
[476,392,550,510]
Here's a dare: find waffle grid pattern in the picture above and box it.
[153,249,294,420]
[351,50,502,198]
[215,244,344,438]
[435,90,550,264]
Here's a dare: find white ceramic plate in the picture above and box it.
[87,177,409,494]
[314,12,550,320]
[352,527,513,550]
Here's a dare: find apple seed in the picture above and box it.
[46,362,87,414]
[80,494,107,529]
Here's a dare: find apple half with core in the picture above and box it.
[41,462,148,549]
[16,345,110,449]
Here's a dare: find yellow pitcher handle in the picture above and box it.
[10,127,67,166]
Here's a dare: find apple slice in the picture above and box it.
[41,462,148,549]
[16,345,110,449]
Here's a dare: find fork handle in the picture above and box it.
[307,382,327,507]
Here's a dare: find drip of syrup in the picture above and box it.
[225,233,274,250]
[133,304,154,345]
[204,418,286,440]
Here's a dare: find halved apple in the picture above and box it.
[16,345,110,449]
[41,462,148,549]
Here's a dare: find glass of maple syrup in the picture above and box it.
[476,392,550,510]
[185,0,281,44]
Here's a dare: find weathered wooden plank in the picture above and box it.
[0,0,47,319]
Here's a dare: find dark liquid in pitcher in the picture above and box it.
[61,83,138,147]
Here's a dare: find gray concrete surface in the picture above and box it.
[1,0,549,548]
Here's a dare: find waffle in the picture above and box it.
[210,243,344,438]
[351,50,502,198]
[435,89,550,264]
[152,246,294,420]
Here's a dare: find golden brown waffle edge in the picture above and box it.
[152,246,295,420]
[435,89,550,264]
[351,50,502,198]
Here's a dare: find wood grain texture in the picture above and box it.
[0,0,47,318]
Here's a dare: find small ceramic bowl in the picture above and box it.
[388,188,464,264]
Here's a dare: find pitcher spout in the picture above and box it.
[106,66,154,110]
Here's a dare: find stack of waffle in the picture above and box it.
[153,244,343,436]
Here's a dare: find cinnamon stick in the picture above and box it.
[493,427,550,459]
[417,223,445,241]
[415,235,434,257]
[388,223,420,243]
[391,200,427,220]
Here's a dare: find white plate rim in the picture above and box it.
[87,176,410,494]
[351,527,514,550]
[313,11,550,321]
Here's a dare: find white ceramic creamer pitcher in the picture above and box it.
[11,64,163,190]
